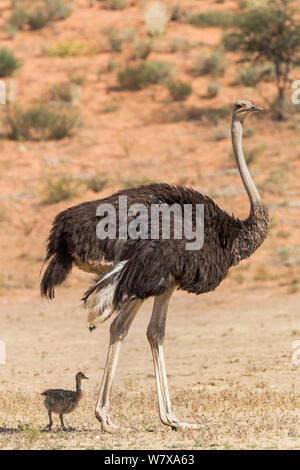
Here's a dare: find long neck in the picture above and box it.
[230,117,269,265]
[76,376,82,393]
[231,117,262,207]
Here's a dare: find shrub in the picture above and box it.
[192,50,227,78]
[118,61,173,90]
[41,176,80,205]
[4,105,80,141]
[0,48,21,77]
[104,0,127,9]
[7,8,28,35]
[169,2,187,22]
[47,82,75,103]
[43,40,86,57]
[166,79,192,101]
[133,39,153,60]
[189,11,236,28]
[236,63,275,87]
[7,0,70,33]
[143,1,170,37]
[102,28,124,52]
[85,174,108,193]
[207,82,220,98]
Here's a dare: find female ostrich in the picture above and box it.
[41,99,269,432]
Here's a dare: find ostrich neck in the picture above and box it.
[231,118,261,207]
[231,117,269,265]
[76,377,82,393]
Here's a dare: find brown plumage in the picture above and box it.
[40,100,270,432]
[41,372,88,431]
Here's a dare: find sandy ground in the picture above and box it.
[0,285,300,449]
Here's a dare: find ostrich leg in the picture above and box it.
[147,288,207,430]
[95,299,142,433]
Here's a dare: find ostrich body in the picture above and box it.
[41,371,88,431]
[41,100,269,432]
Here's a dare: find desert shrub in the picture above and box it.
[192,50,227,78]
[133,39,153,60]
[207,81,220,98]
[41,176,80,205]
[236,63,275,87]
[67,70,86,85]
[7,0,70,33]
[7,8,28,35]
[104,0,127,9]
[4,104,80,141]
[43,40,86,57]
[166,79,192,101]
[143,1,170,37]
[169,2,187,22]
[102,28,124,52]
[0,48,20,77]
[85,174,108,193]
[47,82,75,103]
[118,61,173,90]
[189,11,235,28]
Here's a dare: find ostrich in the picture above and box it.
[41,99,269,432]
[42,371,89,431]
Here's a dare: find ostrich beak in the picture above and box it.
[252,106,263,112]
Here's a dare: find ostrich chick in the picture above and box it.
[41,371,88,431]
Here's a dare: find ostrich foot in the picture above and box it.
[162,414,209,431]
[95,410,136,434]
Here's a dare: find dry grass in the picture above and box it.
[1,384,299,449]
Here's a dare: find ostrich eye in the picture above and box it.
[236,104,243,109]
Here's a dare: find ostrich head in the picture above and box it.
[76,371,89,380]
[232,99,263,122]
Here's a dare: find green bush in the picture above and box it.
[207,81,220,98]
[104,0,127,9]
[133,39,153,60]
[85,174,108,193]
[166,79,192,101]
[47,82,75,103]
[192,50,227,78]
[236,63,275,87]
[4,105,80,141]
[43,40,86,58]
[7,0,70,33]
[0,48,20,77]
[118,61,173,90]
[102,28,124,52]
[189,11,236,28]
[41,176,80,205]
